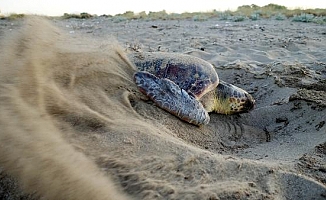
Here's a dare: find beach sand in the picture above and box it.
[0,17,325,199]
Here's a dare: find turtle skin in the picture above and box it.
[130,52,254,126]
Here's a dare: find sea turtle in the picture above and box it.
[129,52,255,126]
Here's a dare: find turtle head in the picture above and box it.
[210,81,255,114]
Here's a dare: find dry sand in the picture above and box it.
[0,17,325,199]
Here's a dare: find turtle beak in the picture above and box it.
[242,92,255,112]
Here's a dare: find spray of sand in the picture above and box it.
[0,17,131,200]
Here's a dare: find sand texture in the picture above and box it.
[0,17,325,199]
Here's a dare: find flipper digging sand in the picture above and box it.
[130,52,255,126]
[134,71,210,125]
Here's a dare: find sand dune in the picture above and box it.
[0,17,325,199]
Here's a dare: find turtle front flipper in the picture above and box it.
[134,71,210,126]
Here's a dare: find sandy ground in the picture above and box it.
[0,17,325,199]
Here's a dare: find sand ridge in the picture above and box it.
[0,17,325,199]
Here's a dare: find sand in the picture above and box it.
[0,17,325,199]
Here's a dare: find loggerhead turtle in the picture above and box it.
[129,52,255,126]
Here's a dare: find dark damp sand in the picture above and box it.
[0,17,325,199]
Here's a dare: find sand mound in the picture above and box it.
[0,17,325,199]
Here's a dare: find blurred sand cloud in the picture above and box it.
[0,0,325,16]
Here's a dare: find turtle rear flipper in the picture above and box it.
[134,71,210,126]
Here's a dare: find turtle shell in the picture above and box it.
[129,52,219,99]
